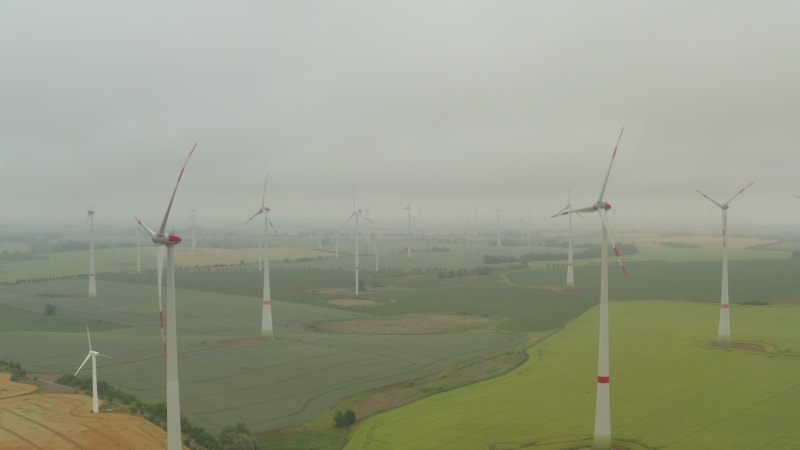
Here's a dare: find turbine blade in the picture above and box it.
[247,209,264,223]
[572,205,598,214]
[597,126,625,202]
[551,206,569,218]
[135,216,158,239]
[158,143,197,237]
[599,209,628,276]
[75,353,91,376]
[261,172,270,208]
[723,181,754,206]
[86,325,92,351]
[340,212,356,232]
[268,219,279,234]
[96,353,112,358]
[696,189,724,209]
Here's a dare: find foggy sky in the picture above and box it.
[2,2,799,235]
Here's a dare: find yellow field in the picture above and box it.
[0,374,170,449]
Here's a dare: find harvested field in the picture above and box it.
[0,375,169,449]
[0,373,35,399]
[312,313,500,335]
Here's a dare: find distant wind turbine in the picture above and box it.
[402,202,412,257]
[74,326,110,413]
[189,209,197,256]
[248,172,279,339]
[135,218,142,275]
[696,182,753,346]
[552,183,575,287]
[569,128,627,449]
[136,143,196,450]
[495,208,502,247]
[87,205,97,297]
[341,186,371,295]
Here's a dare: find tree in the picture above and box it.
[220,422,261,450]
[44,303,56,316]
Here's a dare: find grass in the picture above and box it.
[344,301,800,449]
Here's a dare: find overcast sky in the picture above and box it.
[2,1,799,235]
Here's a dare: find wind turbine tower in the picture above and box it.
[552,184,575,287]
[402,202,412,257]
[248,172,279,338]
[87,205,97,297]
[74,326,110,413]
[495,208,502,247]
[136,143,196,450]
[342,187,370,295]
[135,219,142,275]
[696,182,753,346]
[190,209,197,256]
[570,128,627,449]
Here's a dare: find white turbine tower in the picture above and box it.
[402,202,412,257]
[87,205,97,297]
[74,326,110,413]
[696,182,753,346]
[570,128,627,449]
[342,187,370,295]
[248,172,279,339]
[552,183,576,287]
[136,143,196,450]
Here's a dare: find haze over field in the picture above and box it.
[1,2,799,231]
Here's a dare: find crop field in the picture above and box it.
[507,257,800,304]
[0,374,169,449]
[344,301,800,450]
[0,276,525,433]
[3,231,799,446]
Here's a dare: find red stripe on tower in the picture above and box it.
[89,273,96,277]
[721,304,729,309]
[597,376,610,384]
[263,300,271,306]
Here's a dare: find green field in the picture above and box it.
[344,301,800,449]
[0,276,525,432]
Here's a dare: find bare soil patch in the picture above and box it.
[312,313,500,335]
[0,375,168,449]
[29,373,78,394]
[728,342,767,353]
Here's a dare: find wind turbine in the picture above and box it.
[402,202,412,257]
[135,219,142,275]
[248,172,279,339]
[552,183,575,287]
[495,208,502,247]
[696,182,753,346]
[569,128,627,449]
[74,326,110,413]
[136,143,196,450]
[87,205,97,297]
[189,209,197,256]
[341,187,370,295]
